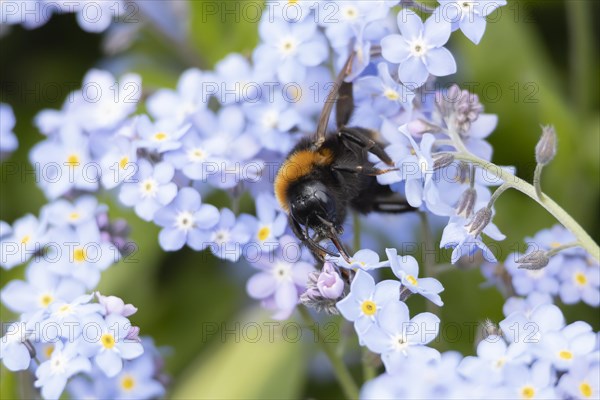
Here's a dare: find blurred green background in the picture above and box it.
[1,1,598,398]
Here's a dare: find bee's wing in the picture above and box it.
[314,52,355,149]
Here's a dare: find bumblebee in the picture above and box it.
[274,54,411,262]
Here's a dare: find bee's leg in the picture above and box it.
[371,195,415,213]
[332,163,397,176]
[336,80,354,129]
[338,127,394,166]
[288,215,335,262]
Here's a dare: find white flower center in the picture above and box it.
[262,110,279,129]
[341,5,359,20]
[211,229,230,245]
[50,353,68,375]
[279,36,298,55]
[139,178,158,198]
[55,304,74,318]
[391,333,409,354]
[272,261,292,282]
[187,147,207,163]
[175,211,195,231]
[408,37,429,58]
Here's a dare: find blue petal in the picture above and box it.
[381,34,410,64]
[398,57,429,88]
[424,16,452,47]
[424,47,457,77]
[158,228,187,251]
[397,9,423,39]
[460,15,487,44]
[95,350,122,378]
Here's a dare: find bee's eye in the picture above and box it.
[289,181,338,229]
[314,189,336,221]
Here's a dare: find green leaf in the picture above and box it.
[170,307,307,399]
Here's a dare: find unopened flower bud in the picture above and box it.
[96,292,138,317]
[535,125,557,166]
[407,119,439,136]
[480,319,500,339]
[433,153,455,170]
[516,250,550,270]
[436,84,484,135]
[316,261,344,300]
[465,207,492,236]
[456,187,477,218]
[125,326,141,341]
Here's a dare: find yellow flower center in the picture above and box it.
[153,132,168,141]
[57,304,72,316]
[68,211,80,221]
[520,385,535,399]
[39,293,54,307]
[286,86,301,102]
[73,247,86,263]
[494,357,506,368]
[361,300,377,316]
[574,272,588,286]
[101,333,116,349]
[257,226,271,241]
[119,156,129,170]
[580,382,592,398]
[66,154,80,166]
[558,350,573,360]
[288,0,298,4]
[406,275,418,286]
[44,344,54,359]
[20,235,31,244]
[342,5,358,19]
[383,88,400,101]
[121,374,136,391]
[550,241,562,248]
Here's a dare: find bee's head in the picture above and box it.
[288,180,349,260]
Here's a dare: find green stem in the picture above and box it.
[487,183,512,209]
[546,241,581,257]
[452,152,600,262]
[299,307,360,399]
[567,0,594,114]
[533,164,544,200]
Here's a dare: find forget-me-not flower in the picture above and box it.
[381,9,456,88]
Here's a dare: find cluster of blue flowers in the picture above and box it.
[482,224,600,307]
[1,0,127,32]
[362,302,600,399]
[2,0,599,399]
[0,197,167,399]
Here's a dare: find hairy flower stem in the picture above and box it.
[451,152,600,262]
[298,306,359,399]
[487,183,512,209]
[352,212,377,383]
[546,241,582,257]
[533,163,544,200]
